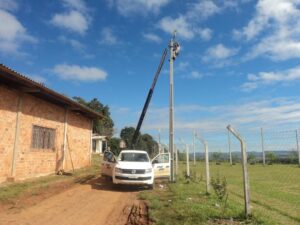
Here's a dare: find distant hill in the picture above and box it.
[183,151,298,162]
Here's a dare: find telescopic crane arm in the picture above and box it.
[131,48,168,147]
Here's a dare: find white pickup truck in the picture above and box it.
[101,150,170,188]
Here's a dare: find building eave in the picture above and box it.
[0,64,103,119]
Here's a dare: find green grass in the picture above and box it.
[140,162,300,225]
[208,162,300,225]
[0,154,101,203]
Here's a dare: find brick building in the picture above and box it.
[0,64,102,183]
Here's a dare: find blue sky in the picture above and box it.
[1,0,300,145]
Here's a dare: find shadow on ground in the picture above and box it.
[82,176,149,193]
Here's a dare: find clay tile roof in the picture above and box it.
[0,64,103,119]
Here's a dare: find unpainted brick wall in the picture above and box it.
[64,111,91,171]
[0,85,18,183]
[0,85,92,183]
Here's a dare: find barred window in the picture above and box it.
[31,125,56,150]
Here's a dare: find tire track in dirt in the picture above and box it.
[0,176,148,225]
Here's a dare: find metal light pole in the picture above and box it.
[169,31,180,182]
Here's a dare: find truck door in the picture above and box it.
[101,151,116,177]
[151,153,170,178]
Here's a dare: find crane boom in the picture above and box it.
[131,48,168,147]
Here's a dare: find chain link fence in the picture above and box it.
[156,127,300,224]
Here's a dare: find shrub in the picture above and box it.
[211,176,227,201]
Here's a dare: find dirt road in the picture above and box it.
[0,176,150,225]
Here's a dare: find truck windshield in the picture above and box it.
[119,153,149,162]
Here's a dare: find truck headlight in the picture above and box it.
[145,168,152,173]
[115,167,122,173]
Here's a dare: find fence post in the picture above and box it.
[227,125,251,216]
[186,144,190,177]
[175,144,178,175]
[173,145,176,177]
[260,127,265,166]
[296,129,300,167]
[204,142,210,193]
[193,130,196,165]
[195,133,210,193]
[158,129,161,153]
[228,130,232,165]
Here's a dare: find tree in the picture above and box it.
[212,152,222,163]
[266,151,277,164]
[109,137,121,155]
[231,153,239,164]
[140,133,157,157]
[248,152,256,165]
[120,126,157,156]
[120,127,136,149]
[73,97,114,137]
[288,151,298,164]
[177,151,185,161]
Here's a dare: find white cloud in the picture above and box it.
[58,35,84,50]
[58,35,94,58]
[157,0,221,41]
[186,0,220,20]
[188,71,204,79]
[205,44,238,59]
[157,0,250,41]
[51,10,89,35]
[0,10,24,41]
[0,0,18,11]
[52,64,107,82]
[50,0,90,34]
[240,82,258,92]
[250,67,300,83]
[142,97,300,132]
[241,66,300,91]
[197,28,212,41]
[0,3,36,54]
[202,44,238,67]
[235,0,300,61]
[177,61,189,71]
[99,27,118,45]
[108,0,171,16]
[158,16,195,40]
[222,0,239,9]
[62,0,87,13]
[143,33,162,43]
[29,74,47,84]
[246,35,300,61]
[182,70,204,80]
[157,16,213,41]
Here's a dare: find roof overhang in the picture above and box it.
[0,64,103,119]
[92,136,107,140]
